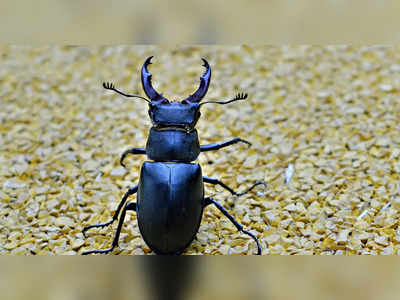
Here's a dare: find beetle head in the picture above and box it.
[142,56,211,132]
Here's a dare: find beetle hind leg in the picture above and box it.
[82,202,136,255]
[82,186,138,238]
[204,197,262,255]
[203,176,266,197]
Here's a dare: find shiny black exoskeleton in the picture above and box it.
[82,56,265,255]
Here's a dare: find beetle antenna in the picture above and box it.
[103,82,150,103]
[199,92,248,106]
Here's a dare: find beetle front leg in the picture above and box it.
[200,138,251,152]
[203,176,266,197]
[120,148,146,168]
[82,186,138,237]
[204,197,262,255]
[82,202,136,255]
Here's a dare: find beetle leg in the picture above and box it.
[200,138,251,152]
[82,186,138,237]
[120,147,146,168]
[204,197,262,255]
[203,176,266,196]
[82,202,136,255]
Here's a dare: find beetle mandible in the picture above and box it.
[82,56,265,255]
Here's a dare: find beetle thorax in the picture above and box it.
[149,101,201,133]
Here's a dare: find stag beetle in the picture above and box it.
[82,56,265,255]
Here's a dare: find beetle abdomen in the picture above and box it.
[137,162,204,254]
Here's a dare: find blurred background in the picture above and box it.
[1,257,400,300]
[0,0,400,43]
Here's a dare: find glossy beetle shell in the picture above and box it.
[137,162,204,254]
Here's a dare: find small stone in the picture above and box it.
[197,232,208,245]
[82,160,98,171]
[375,235,389,246]
[110,167,127,177]
[390,148,400,159]
[26,202,40,218]
[13,162,29,174]
[392,198,400,210]
[0,190,8,200]
[345,106,364,114]
[46,199,59,210]
[284,164,295,184]
[390,64,400,72]
[376,137,391,147]
[369,147,383,158]
[265,234,280,244]
[381,245,394,255]
[3,179,26,189]
[379,84,393,92]
[284,203,298,212]
[317,90,331,99]
[236,174,246,184]
[71,239,85,250]
[337,230,350,244]
[55,217,75,228]
[18,192,30,202]
[4,241,17,250]
[243,155,258,168]
[219,244,230,255]
[264,211,279,226]
[35,186,48,194]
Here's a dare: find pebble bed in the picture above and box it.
[1,45,400,255]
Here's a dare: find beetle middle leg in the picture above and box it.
[120,147,146,168]
[82,202,136,255]
[82,186,138,237]
[203,176,266,197]
[200,138,251,152]
[204,197,262,255]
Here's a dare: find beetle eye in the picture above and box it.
[181,99,189,105]
[161,99,169,104]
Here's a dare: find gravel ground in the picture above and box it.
[1,45,400,255]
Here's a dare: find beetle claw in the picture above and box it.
[242,229,262,255]
[82,219,115,238]
[82,246,117,255]
[103,82,115,90]
[237,138,251,148]
[236,180,267,197]
[120,156,127,168]
[233,92,248,100]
